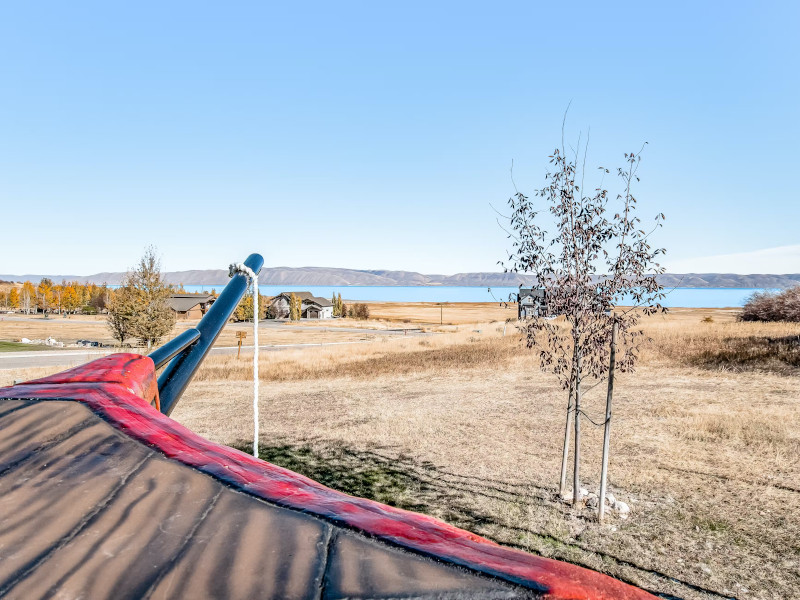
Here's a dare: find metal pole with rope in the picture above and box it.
[229,262,260,458]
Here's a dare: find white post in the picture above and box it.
[598,319,617,523]
[559,380,574,497]
[252,280,259,458]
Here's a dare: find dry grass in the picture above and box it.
[196,326,514,383]
[0,315,117,344]
[0,365,70,387]
[641,311,800,376]
[364,301,517,325]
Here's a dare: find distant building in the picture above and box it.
[518,287,547,319]
[168,294,216,320]
[269,292,333,319]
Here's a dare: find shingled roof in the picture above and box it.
[167,294,215,313]
[275,291,332,307]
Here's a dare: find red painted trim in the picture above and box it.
[1,354,655,600]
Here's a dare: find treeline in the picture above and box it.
[0,279,112,315]
[740,286,800,322]
[330,293,369,319]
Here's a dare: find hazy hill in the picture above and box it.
[1,268,799,288]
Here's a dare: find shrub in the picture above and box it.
[352,303,370,320]
[740,286,800,322]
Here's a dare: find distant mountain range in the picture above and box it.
[2,267,800,289]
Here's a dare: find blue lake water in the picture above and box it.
[180,285,771,308]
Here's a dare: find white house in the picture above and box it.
[269,292,334,319]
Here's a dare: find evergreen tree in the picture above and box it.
[107,284,138,345]
[108,247,176,348]
[129,247,176,348]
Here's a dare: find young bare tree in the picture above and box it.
[503,136,666,505]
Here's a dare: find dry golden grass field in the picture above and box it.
[2,304,799,599]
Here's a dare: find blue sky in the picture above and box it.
[1,1,798,275]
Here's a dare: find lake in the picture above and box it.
[180,285,770,308]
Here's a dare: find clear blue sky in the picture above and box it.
[1,1,798,275]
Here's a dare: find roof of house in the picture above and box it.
[273,292,333,307]
[168,294,215,313]
[519,288,546,298]
[304,297,333,308]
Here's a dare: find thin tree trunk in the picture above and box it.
[598,320,618,523]
[573,342,582,505]
[559,376,575,497]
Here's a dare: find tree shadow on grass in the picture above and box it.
[229,439,553,534]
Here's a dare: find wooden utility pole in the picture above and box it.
[236,330,247,359]
[598,319,618,523]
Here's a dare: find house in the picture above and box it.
[269,292,333,319]
[518,287,547,319]
[168,293,216,320]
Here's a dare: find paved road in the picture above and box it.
[261,324,425,335]
[0,350,115,372]
[0,340,378,372]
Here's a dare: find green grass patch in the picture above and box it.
[233,442,430,512]
[0,341,54,352]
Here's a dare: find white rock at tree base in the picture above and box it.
[580,488,589,497]
[605,493,616,505]
[614,500,630,514]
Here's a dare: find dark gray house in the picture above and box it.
[517,287,547,319]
